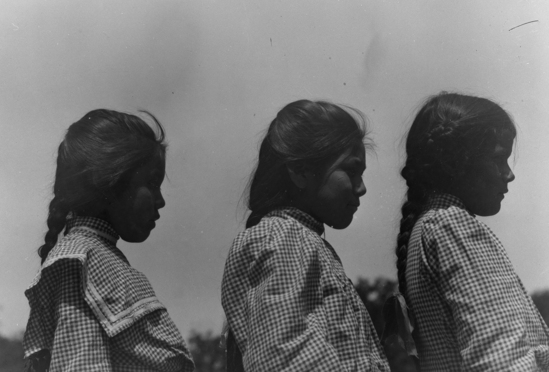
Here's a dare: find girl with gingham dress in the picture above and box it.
[222,100,390,371]
[386,92,549,371]
[23,110,194,372]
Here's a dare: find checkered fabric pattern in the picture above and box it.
[24,216,194,372]
[222,207,390,372]
[406,193,549,371]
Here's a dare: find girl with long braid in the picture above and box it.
[389,92,549,370]
[23,110,194,371]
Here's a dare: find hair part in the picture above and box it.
[245,99,373,228]
[396,92,516,297]
[38,109,167,263]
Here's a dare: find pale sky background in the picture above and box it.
[1,0,548,340]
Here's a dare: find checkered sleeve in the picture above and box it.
[110,310,195,372]
[222,223,345,371]
[425,209,548,370]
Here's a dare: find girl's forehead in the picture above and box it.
[152,158,166,176]
[494,140,513,156]
[137,156,165,176]
[343,145,366,162]
[328,146,366,170]
[495,130,515,152]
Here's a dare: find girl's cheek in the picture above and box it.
[133,188,154,210]
[485,162,501,178]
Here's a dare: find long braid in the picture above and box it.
[396,165,428,298]
[38,195,69,264]
[38,146,71,264]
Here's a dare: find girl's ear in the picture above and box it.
[287,163,309,189]
[102,189,117,205]
[440,159,464,180]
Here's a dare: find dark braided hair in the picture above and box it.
[38,109,166,264]
[396,92,516,297]
[245,99,373,228]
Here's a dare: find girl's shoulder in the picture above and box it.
[232,208,324,256]
[45,229,114,265]
[41,215,122,264]
[417,196,495,249]
[26,229,114,291]
[237,208,318,242]
[27,227,165,338]
[422,203,475,227]
[419,194,478,232]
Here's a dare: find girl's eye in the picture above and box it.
[493,156,509,165]
[346,169,363,178]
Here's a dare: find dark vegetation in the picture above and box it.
[0,333,25,372]
[2,279,549,372]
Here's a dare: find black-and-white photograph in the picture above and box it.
[1,1,548,371]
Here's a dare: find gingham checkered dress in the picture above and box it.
[406,193,549,371]
[23,216,194,372]
[222,207,390,372]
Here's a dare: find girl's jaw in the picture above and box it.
[293,146,367,229]
[105,158,166,242]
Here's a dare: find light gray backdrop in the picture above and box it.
[1,0,548,339]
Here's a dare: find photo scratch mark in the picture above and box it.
[270,38,272,47]
[12,23,19,31]
[509,20,539,31]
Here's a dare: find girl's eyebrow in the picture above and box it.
[493,145,513,157]
[343,157,366,170]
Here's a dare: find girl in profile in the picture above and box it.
[391,92,549,370]
[23,110,195,371]
[222,100,390,371]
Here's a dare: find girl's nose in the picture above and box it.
[156,190,166,209]
[501,161,515,183]
[356,178,367,197]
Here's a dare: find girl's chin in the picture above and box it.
[328,216,354,230]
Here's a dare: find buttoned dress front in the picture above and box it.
[222,207,389,372]
[23,216,194,372]
[406,193,549,371]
